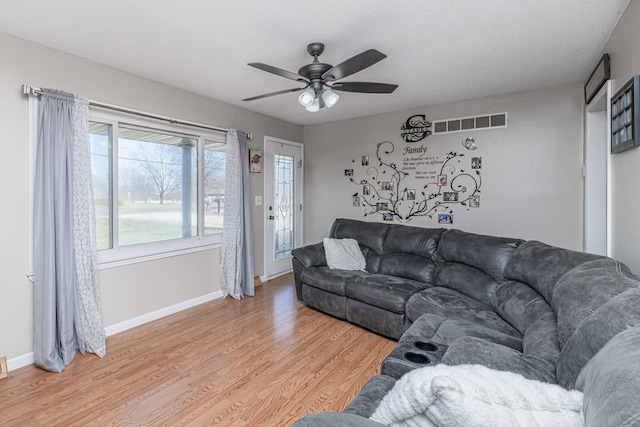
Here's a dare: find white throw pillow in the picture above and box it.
[323,237,366,271]
[370,364,584,427]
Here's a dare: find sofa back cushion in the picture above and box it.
[330,218,390,272]
[378,254,436,284]
[556,287,640,389]
[435,263,499,306]
[383,224,443,259]
[491,280,560,367]
[521,312,560,365]
[377,225,442,283]
[503,241,603,303]
[576,325,640,427]
[491,280,552,336]
[552,258,640,347]
[437,229,523,282]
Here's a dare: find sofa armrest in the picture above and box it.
[290,412,384,427]
[291,242,326,268]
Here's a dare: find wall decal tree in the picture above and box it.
[347,141,482,222]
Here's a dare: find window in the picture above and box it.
[88,113,226,262]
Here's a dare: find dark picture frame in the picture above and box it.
[585,54,610,104]
[611,75,640,154]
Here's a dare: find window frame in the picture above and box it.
[89,109,226,268]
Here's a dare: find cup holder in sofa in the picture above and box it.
[414,341,438,352]
[404,352,431,364]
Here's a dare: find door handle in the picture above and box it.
[268,215,275,220]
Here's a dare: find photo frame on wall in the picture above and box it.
[249,149,262,173]
[611,75,640,154]
[438,214,453,224]
[585,54,610,104]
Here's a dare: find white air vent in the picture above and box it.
[433,112,508,134]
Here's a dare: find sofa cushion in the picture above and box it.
[322,237,366,271]
[435,262,500,306]
[552,258,640,347]
[504,240,603,303]
[437,229,523,281]
[556,287,640,389]
[382,224,443,259]
[576,325,640,427]
[378,253,436,284]
[346,274,429,314]
[442,337,557,383]
[301,266,369,296]
[330,218,389,273]
[438,313,559,381]
[406,287,521,338]
[491,280,552,336]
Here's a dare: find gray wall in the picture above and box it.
[303,84,585,250]
[0,33,302,363]
[601,0,640,273]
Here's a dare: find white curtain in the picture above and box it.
[33,89,105,372]
[220,129,255,299]
[72,94,106,357]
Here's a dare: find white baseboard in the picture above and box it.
[104,290,224,336]
[263,269,292,282]
[7,352,34,372]
[7,290,224,372]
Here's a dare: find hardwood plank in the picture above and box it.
[0,273,396,426]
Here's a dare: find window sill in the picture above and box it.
[97,236,221,270]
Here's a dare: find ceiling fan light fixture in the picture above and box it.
[244,43,397,111]
[305,96,320,112]
[298,88,315,107]
[322,89,339,108]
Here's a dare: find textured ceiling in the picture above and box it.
[0,1,630,126]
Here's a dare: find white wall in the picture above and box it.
[600,0,640,273]
[0,33,302,365]
[303,84,585,251]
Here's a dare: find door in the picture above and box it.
[264,137,303,279]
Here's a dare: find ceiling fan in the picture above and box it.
[242,42,398,112]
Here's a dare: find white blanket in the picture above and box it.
[370,364,584,427]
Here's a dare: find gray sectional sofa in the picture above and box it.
[290,218,640,426]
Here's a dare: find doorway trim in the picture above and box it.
[584,81,611,256]
[262,135,304,281]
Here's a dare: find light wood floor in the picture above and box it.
[0,274,396,426]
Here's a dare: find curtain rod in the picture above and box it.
[22,84,252,140]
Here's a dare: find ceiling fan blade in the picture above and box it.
[242,87,306,101]
[322,49,387,82]
[330,82,398,94]
[248,63,307,83]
